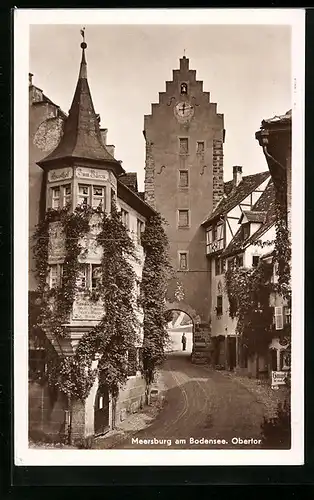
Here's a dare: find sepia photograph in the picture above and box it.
[14,9,304,466]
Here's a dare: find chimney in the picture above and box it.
[100,128,108,146]
[106,145,115,157]
[29,73,33,86]
[233,165,243,187]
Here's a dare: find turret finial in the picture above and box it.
[80,26,87,49]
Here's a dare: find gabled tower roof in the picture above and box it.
[37,39,124,176]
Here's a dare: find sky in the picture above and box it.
[30,24,292,191]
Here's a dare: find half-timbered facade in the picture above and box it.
[202,167,276,374]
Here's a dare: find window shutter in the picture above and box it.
[274,306,284,330]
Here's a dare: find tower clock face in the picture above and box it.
[174,101,194,122]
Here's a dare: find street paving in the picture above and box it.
[118,351,266,449]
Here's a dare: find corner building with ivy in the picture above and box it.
[29,41,160,442]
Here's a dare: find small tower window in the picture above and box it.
[78,185,90,205]
[179,251,188,271]
[92,186,106,209]
[51,187,61,209]
[63,185,72,207]
[179,170,189,187]
[180,83,188,95]
[178,209,189,228]
[197,141,205,154]
[179,138,189,155]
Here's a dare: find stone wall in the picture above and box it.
[28,381,66,442]
[144,57,225,325]
[115,374,146,424]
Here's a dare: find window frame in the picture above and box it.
[137,218,144,245]
[252,255,260,268]
[179,137,189,155]
[178,209,190,229]
[178,251,189,271]
[91,264,102,291]
[77,183,107,209]
[50,183,73,210]
[179,170,189,188]
[180,82,188,95]
[196,141,205,155]
[121,208,130,230]
[92,185,106,209]
[242,222,250,240]
[216,295,223,316]
[206,221,225,254]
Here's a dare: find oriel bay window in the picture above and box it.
[206,221,224,254]
[77,184,106,209]
[51,184,72,209]
[92,186,106,209]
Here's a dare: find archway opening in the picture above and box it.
[165,309,194,354]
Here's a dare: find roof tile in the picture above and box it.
[222,179,276,257]
[202,171,270,225]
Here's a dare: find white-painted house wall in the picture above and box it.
[210,223,276,339]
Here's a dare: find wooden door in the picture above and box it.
[94,384,110,436]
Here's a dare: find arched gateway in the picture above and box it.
[165,301,212,363]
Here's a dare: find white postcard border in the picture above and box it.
[14,8,305,467]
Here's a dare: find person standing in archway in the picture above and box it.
[181,332,187,351]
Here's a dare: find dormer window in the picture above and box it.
[242,223,250,240]
[180,82,188,95]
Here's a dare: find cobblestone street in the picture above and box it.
[105,351,282,450]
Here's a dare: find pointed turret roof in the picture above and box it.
[37,39,124,176]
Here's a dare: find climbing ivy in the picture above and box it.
[224,260,275,355]
[140,214,172,386]
[31,201,139,402]
[31,201,171,417]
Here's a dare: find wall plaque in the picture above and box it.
[72,296,104,321]
[48,167,73,183]
[48,221,65,260]
[76,167,109,181]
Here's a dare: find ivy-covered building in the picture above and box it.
[202,167,282,376]
[255,110,292,377]
[29,40,163,443]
